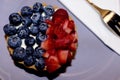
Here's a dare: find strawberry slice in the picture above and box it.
[55,37,72,49]
[46,26,57,39]
[63,20,73,34]
[42,52,50,58]
[45,19,53,26]
[45,55,59,65]
[52,9,69,26]
[69,42,78,51]
[53,9,69,19]
[41,38,55,50]
[54,23,68,38]
[67,52,73,63]
[42,49,56,58]
[47,64,61,73]
[70,32,78,43]
[45,56,61,73]
[68,20,75,32]
[57,50,71,65]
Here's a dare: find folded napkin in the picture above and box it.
[59,0,120,54]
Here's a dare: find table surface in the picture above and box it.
[0,0,120,80]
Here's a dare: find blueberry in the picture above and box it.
[26,46,34,56]
[21,6,33,17]
[24,56,35,66]
[39,22,48,34]
[29,25,39,35]
[9,13,22,26]
[35,58,45,71]
[40,15,51,22]
[33,46,45,58]
[12,47,26,61]
[33,2,43,13]
[8,35,22,48]
[17,26,30,39]
[3,24,17,36]
[25,36,35,46]
[22,17,32,26]
[44,5,54,16]
[31,13,41,24]
[36,32,47,44]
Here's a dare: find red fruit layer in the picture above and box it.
[42,8,78,73]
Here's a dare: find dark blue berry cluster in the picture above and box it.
[3,2,55,71]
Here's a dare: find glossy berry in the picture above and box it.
[9,13,22,26]
[8,35,22,48]
[17,26,30,39]
[33,2,43,13]
[29,25,39,35]
[22,17,32,26]
[31,13,41,24]
[3,24,17,36]
[36,32,47,44]
[25,36,35,46]
[39,22,48,34]
[33,46,45,58]
[40,15,50,22]
[35,58,45,71]
[12,47,26,61]
[44,5,54,16]
[24,56,35,66]
[26,46,34,56]
[21,6,33,17]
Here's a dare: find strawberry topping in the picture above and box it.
[42,8,78,73]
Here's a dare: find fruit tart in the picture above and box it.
[3,2,78,74]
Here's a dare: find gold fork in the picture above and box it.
[86,0,120,37]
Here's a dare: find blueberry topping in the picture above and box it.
[25,36,35,46]
[39,22,48,34]
[44,5,54,16]
[24,56,35,66]
[35,58,45,71]
[4,3,58,72]
[9,13,22,26]
[17,26,30,39]
[26,46,34,56]
[31,13,41,24]
[21,6,33,17]
[36,32,47,44]
[33,46,45,58]
[3,24,17,36]
[12,47,26,61]
[30,25,39,36]
[8,35,22,48]
[22,17,32,26]
[33,2,43,13]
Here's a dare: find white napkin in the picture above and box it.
[59,0,120,54]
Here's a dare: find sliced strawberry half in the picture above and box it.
[70,32,78,43]
[45,56,61,73]
[54,23,68,39]
[41,38,55,50]
[68,20,75,32]
[69,42,78,51]
[42,52,50,58]
[57,50,72,65]
[63,20,73,34]
[52,9,69,25]
[55,37,72,49]
[47,64,61,73]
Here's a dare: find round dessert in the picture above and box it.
[3,2,78,74]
